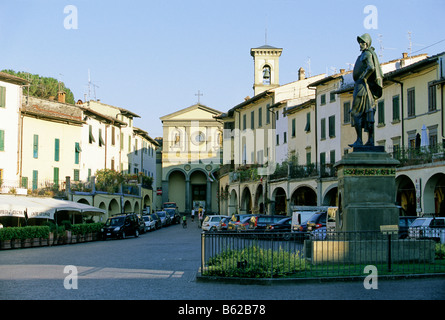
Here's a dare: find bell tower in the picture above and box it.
[250,45,283,96]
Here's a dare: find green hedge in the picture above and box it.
[0,226,50,241]
[71,223,104,235]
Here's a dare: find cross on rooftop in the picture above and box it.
[195,90,203,104]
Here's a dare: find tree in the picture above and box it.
[1,69,75,104]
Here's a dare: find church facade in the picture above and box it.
[159,104,223,214]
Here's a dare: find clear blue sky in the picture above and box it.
[1,0,444,138]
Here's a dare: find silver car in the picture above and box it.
[202,215,230,232]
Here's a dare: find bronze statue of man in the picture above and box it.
[349,33,383,148]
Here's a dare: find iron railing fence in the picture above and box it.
[201,230,445,279]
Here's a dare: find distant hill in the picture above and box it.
[1,69,75,104]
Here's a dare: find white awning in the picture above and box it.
[0,195,106,219]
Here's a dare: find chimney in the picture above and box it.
[402,52,408,59]
[298,67,305,80]
[58,91,66,103]
[340,69,346,74]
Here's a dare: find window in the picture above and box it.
[99,128,104,147]
[291,119,296,137]
[276,134,280,145]
[111,126,116,145]
[89,125,95,144]
[53,167,59,187]
[258,108,262,127]
[304,112,311,132]
[54,138,60,161]
[73,169,80,181]
[320,94,326,105]
[407,88,415,117]
[0,129,4,151]
[330,150,336,165]
[392,95,400,121]
[0,86,5,108]
[32,170,38,190]
[428,82,437,112]
[329,115,335,138]
[120,133,124,150]
[33,134,39,158]
[75,142,81,164]
[283,132,287,144]
[276,110,279,121]
[128,135,131,152]
[243,114,246,130]
[306,150,311,166]
[330,91,336,102]
[378,100,385,125]
[266,104,270,124]
[321,118,326,140]
[343,101,351,124]
[251,111,254,130]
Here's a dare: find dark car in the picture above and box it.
[306,211,327,232]
[150,212,162,229]
[266,217,292,232]
[165,208,180,224]
[227,214,254,231]
[399,216,417,239]
[255,215,285,230]
[101,214,140,239]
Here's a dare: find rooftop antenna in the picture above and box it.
[408,31,412,57]
[87,69,100,101]
[306,57,312,77]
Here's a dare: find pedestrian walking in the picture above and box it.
[191,208,195,222]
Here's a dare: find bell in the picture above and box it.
[263,67,270,79]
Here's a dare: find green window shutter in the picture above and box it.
[53,167,59,186]
[304,112,311,132]
[0,86,6,108]
[32,170,38,190]
[328,115,335,138]
[33,134,39,158]
[0,130,4,151]
[75,142,80,164]
[54,139,60,161]
[321,118,326,139]
[392,95,400,121]
[73,169,79,181]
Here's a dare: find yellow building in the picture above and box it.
[160,103,223,214]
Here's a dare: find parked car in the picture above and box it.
[165,208,180,224]
[217,217,231,231]
[227,214,253,231]
[143,215,157,232]
[306,211,327,232]
[399,216,418,239]
[202,215,230,232]
[163,202,178,210]
[266,217,292,232]
[156,211,171,226]
[254,215,284,230]
[150,212,162,229]
[136,214,146,234]
[408,217,445,243]
[101,214,140,240]
[292,210,319,232]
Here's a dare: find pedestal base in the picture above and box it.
[335,151,400,233]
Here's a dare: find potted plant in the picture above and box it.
[0,228,13,250]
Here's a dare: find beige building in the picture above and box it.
[160,103,223,214]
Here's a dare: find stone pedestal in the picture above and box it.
[335,148,400,232]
